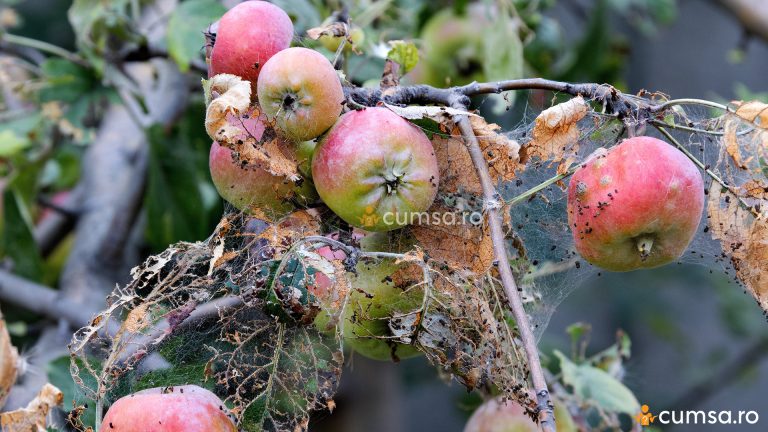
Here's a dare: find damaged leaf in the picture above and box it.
[523,96,589,175]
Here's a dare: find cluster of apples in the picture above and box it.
[208,1,439,233]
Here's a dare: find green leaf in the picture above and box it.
[39,58,96,103]
[167,0,225,72]
[482,15,523,114]
[1,187,43,281]
[48,356,97,429]
[387,40,419,73]
[555,351,640,415]
[0,130,30,157]
[143,103,222,251]
[68,0,136,70]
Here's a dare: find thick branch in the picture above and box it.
[0,271,88,327]
[451,103,555,431]
[714,0,768,43]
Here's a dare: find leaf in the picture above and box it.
[523,96,589,175]
[0,383,63,431]
[0,309,19,409]
[144,102,223,251]
[1,188,43,281]
[555,351,640,415]
[470,116,522,184]
[47,356,96,428]
[38,59,95,104]
[167,0,225,73]
[707,181,768,310]
[67,0,136,70]
[482,15,523,114]
[0,130,29,158]
[383,103,477,122]
[204,74,252,142]
[386,40,419,73]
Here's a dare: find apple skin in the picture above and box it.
[567,136,704,271]
[313,232,422,361]
[464,398,576,432]
[319,26,365,53]
[311,107,440,232]
[209,139,317,219]
[101,385,236,432]
[257,47,344,141]
[209,1,293,91]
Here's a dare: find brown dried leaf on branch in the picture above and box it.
[0,310,19,409]
[522,96,589,175]
[707,181,768,310]
[0,383,63,432]
[204,74,251,142]
[723,101,768,172]
[470,116,523,184]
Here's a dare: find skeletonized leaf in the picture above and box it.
[523,96,589,175]
[707,181,768,310]
[0,383,63,431]
[384,103,477,123]
[0,310,19,409]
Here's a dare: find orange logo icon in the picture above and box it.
[359,206,380,227]
[635,404,656,426]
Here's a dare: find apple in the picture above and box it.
[257,47,344,141]
[311,107,439,232]
[319,25,365,53]
[101,385,236,431]
[418,8,484,87]
[209,1,293,91]
[567,136,704,271]
[464,397,576,432]
[313,232,423,361]
[209,140,317,219]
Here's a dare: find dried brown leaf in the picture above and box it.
[411,205,494,274]
[306,22,347,40]
[723,100,768,173]
[470,116,523,184]
[523,96,589,174]
[258,210,323,253]
[0,310,19,409]
[431,131,482,196]
[204,74,252,142]
[707,181,768,310]
[0,383,63,432]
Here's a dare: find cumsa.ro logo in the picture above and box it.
[636,403,759,427]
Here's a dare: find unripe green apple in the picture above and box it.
[319,26,365,53]
[257,47,344,141]
[209,1,293,90]
[567,136,704,271]
[464,398,576,432]
[101,385,236,431]
[311,107,440,232]
[313,232,422,361]
[418,8,484,87]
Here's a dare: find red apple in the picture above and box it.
[464,398,576,432]
[101,385,236,431]
[209,139,317,219]
[257,47,344,141]
[209,1,293,90]
[567,136,704,271]
[311,107,439,232]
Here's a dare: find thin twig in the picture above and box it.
[507,168,578,207]
[1,33,87,66]
[451,101,555,431]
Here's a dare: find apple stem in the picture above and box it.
[636,236,654,260]
[452,102,556,432]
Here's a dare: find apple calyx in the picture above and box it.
[635,235,654,260]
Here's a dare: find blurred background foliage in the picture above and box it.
[0,0,766,431]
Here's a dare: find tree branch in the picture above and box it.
[714,0,768,43]
[450,102,555,431]
[0,271,88,327]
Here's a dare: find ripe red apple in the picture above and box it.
[567,136,704,271]
[464,398,576,432]
[101,385,236,431]
[311,107,439,232]
[257,47,344,141]
[209,1,293,90]
[209,138,317,218]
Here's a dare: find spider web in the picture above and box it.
[67,83,767,431]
